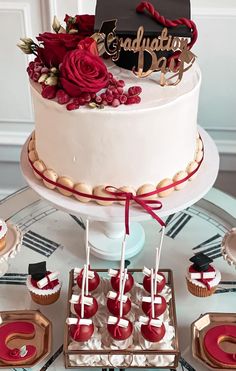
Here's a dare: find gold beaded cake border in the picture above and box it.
[27,131,204,206]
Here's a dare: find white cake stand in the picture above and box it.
[0,224,23,277]
[20,127,219,260]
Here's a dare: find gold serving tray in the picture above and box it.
[0,310,52,368]
[64,268,180,369]
[192,312,236,371]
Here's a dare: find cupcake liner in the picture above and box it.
[0,236,6,251]
[29,288,61,305]
[186,278,217,297]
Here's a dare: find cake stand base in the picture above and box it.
[20,127,219,261]
[89,221,145,260]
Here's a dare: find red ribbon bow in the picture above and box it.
[105,186,165,234]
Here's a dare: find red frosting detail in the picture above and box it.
[189,265,216,290]
[74,295,98,318]
[142,294,167,318]
[143,273,166,294]
[111,272,134,294]
[76,267,100,292]
[0,321,36,363]
[141,321,166,342]
[136,1,198,69]
[204,325,236,366]
[31,271,59,290]
[107,293,131,316]
[107,317,133,340]
[70,322,94,342]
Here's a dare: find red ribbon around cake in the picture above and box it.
[28,146,203,235]
[136,1,198,69]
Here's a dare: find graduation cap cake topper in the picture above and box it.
[94,0,198,86]
[190,253,213,272]
[28,261,46,281]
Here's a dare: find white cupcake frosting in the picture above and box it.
[186,268,221,288]
[0,219,7,239]
[26,275,62,296]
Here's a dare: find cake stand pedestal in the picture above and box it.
[0,224,23,277]
[20,127,219,260]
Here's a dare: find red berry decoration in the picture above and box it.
[111,272,134,294]
[70,322,94,342]
[107,318,133,340]
[141,321,166,342]
[77,268,100,292]
[74,295,98,319]
[143,273,166,294]
[142,295,167,318]
[56,89,70,105]
[107,295,131,316]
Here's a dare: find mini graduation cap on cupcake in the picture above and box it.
[143,227,166,294]
[76,220,100,292]
[67,264,94,342]
[27,261,61,305]
[186,252,220,297]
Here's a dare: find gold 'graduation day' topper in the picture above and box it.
[97,20,196,86]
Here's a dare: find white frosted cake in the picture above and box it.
[20,0,203,204]
[30,63,201,199]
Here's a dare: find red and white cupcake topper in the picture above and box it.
[154,226,165,294]
[36,271,60,289]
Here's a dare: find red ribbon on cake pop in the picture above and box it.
[28,145,203,235]
[136,1,198,69]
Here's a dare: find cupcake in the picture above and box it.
[186,253,221,297]
[26,261,62,305]
[0,219,7,251]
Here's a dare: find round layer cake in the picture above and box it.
[30,62,201,200]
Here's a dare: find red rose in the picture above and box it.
[78,37,98,56]
[60,49,109,96]
[36,32,84,67]
[64,14,95,34]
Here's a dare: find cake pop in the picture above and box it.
[107,291,131,316]
[68,318,94,342]
[107,268,133,341]
[142,294,167,318]
[72,294,98,319]
[68,264,94,342]
[140,269,165,343]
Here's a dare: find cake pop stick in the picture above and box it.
[119,235,127,296]
[81,264,86,319]
[151,269,155,319]
[119,268,127,318]
[85,219,89,296]
[154,226,165,295]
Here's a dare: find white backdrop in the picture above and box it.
[0,0,236,196]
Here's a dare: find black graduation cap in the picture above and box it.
[28,261,46,281]
[95,0,192,71]
[190,253,213,272]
